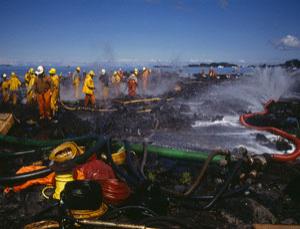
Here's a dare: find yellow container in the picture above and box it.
[53,173,74,200]
[112,147,126,165]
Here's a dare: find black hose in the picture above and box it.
[140,141,148,178]
[0,168,52,186]
[202,159,243,210]
[105,138,138,187]
[124,140,145,183]
[0,147,51,159]
[184,150,229,196]
[103,205,158,220]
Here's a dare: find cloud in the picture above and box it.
[275,34,300,50]
[218,0,229,9]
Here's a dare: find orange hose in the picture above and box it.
[240,100,300,161]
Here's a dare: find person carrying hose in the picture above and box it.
[34,66,53,120]
[72,66,81,99]
[1,73,10,104]
[9,72,21,106]
[82,70,96,107]
[127,68,138,97]
[26,69,37,105]
[141,67,151,94]
[49,68,60,116]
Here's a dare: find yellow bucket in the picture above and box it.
[53,173,74,200]
[112,147,126,165]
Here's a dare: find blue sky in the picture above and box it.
[0,0,300,65]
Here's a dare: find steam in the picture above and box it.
[189,67,297,116]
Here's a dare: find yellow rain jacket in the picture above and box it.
[82,74,95,95]
[2,80,10,102]
[51,75,60,90]
[51,75,60,114]
[27,75,37,104]
[9,75,21,92]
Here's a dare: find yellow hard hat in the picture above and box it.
[89,70,95,76]
[76,66,81,71]
[29,68,34,73]
[11,72,16,77]
[134,68,139,75]
[49,68,56,75]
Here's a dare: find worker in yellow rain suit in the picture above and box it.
[49,68,60,116]
[141,67,151,94]
[1,73,10,104]
[82,70,96,107]
[24,68,34,89]
[72,66,81,99]
[9,72,21,105]
[26,69,37,105]
[111,71,121,97]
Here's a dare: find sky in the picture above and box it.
[0,0,300,65]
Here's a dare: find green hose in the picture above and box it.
[118,143,223,162]
[0,134,97,148]
[0,134,222,162]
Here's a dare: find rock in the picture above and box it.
[224,198,277,224]
[281,218,297,224]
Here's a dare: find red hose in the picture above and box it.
[240,100,300,161]
[100,178,131,205]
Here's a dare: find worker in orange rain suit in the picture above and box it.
[33,66,53,120]
[26,68,37,104]
[49,68,60,116]
[9,72,22,106]
[127,68,138,97]
[141,67,151,94]
[1,73,10,104]
[82,70,96,107]
[72,66,81,99]
[111,70,121,97]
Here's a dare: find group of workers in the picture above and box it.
[73,66,151,107]
[1,65,151,120]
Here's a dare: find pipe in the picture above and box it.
[122,143,223,162]
[77,219,157,229]
[139,216,194,229]
[0,134,97,148]
[240,100,300,161]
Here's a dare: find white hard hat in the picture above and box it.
[143,67,146,71]
[101,69,106,74]
[2,73,7,78]
[35,65,44,75]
